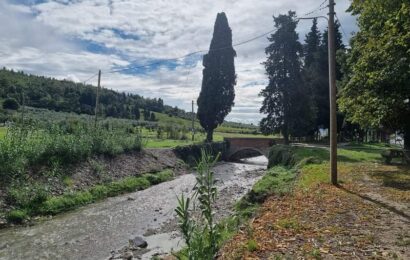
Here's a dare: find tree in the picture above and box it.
[304,18,321,68]
[150,112,156,121]
[197,12,236,142]
[339,0,410,148]
[260,11,315,144]
[132,105,140,120]
[2,98,19,110]
[143,109,150,121]
[304,20,345,136]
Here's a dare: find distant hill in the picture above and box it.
[0,68,257,130]
[0,68,192,120]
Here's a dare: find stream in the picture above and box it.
[0,156,267,260]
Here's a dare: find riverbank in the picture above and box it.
[0,148,187,227]
[0,157,268,260]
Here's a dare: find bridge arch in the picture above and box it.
[224,137,283,161]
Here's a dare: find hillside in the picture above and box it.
[0,68,257,131]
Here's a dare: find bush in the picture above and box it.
[2,98,19,110]
[268,145,295,168]
[6,184,48,211]
[174,141,227,165]
[6,210,28,224]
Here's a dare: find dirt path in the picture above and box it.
[220,163,410,259]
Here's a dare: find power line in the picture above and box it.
[304,0,328,16]
[105,28,277,75]
[82,72,99,84]
[335,13,348,40]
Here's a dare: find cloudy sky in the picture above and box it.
[0,0,357,124]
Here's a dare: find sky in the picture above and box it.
[0,0,357,124]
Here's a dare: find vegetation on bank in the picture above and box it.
[5,169,174,224]
[0,123,142,182]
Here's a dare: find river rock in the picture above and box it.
[122,251,133,260]
[129,236,148,249]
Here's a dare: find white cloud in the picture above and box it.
[0,0,357,124]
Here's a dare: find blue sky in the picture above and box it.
[0,0,357,123]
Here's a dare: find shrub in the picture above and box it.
[268,145,295,168]
[2,98,19,110]
[6,184,48,211]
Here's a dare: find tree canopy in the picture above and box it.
[339,0,410,148]
[260,11,315,143]
[197,12,236,142]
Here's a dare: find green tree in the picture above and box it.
[197,12,236,142]
[132,105,140,120]
[304,20,345,136]
[304,18,321,68]
[143,110,150,121]
[339,0,410,148]
[2,98,20,110]
[149,112,156,122]
[260,11,315,144]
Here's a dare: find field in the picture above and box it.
[0,107,268,149]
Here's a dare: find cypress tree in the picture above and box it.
[260,11,315,144]
[197,12,236,142]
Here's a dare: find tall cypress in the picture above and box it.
[260,11,315,144]
[197,12,236,142]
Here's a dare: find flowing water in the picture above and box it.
[0,156,267,260]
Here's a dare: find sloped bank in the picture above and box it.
[0,148,186,227]
[0,142,228,228]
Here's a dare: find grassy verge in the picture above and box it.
[214,143,391,255]
[5,169,174,224]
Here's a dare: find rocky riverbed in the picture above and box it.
[0,156,267,260]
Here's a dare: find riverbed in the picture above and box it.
[0,156,267,260]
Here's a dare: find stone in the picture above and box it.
[122,251,133,260]
[129,236,148,249]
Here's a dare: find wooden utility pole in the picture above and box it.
[328,0,338,185]
[192,100,195,141]
[95,70,101,128]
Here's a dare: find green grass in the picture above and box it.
[5,169,174,223]
[0,126,6,138]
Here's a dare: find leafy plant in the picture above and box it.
[175,149,220,259]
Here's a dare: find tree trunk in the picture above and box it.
[404,129,410,150]
[206,129,214,143]
[283,127,289,145]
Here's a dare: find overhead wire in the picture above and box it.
[304,0,328,16]
[105,28,278,75]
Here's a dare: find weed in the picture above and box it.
[246,239,259,252]
[6,209,28,224]
[175,149,220,259]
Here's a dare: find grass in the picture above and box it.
[5,169,174,223]
[0,126,6,138]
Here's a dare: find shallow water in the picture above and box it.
[0,156,267,260]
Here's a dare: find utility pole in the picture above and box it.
[191,100,195,141]
[328,0,338,185]
[95,69,101,128]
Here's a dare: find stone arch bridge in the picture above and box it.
[224,137,284,161]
